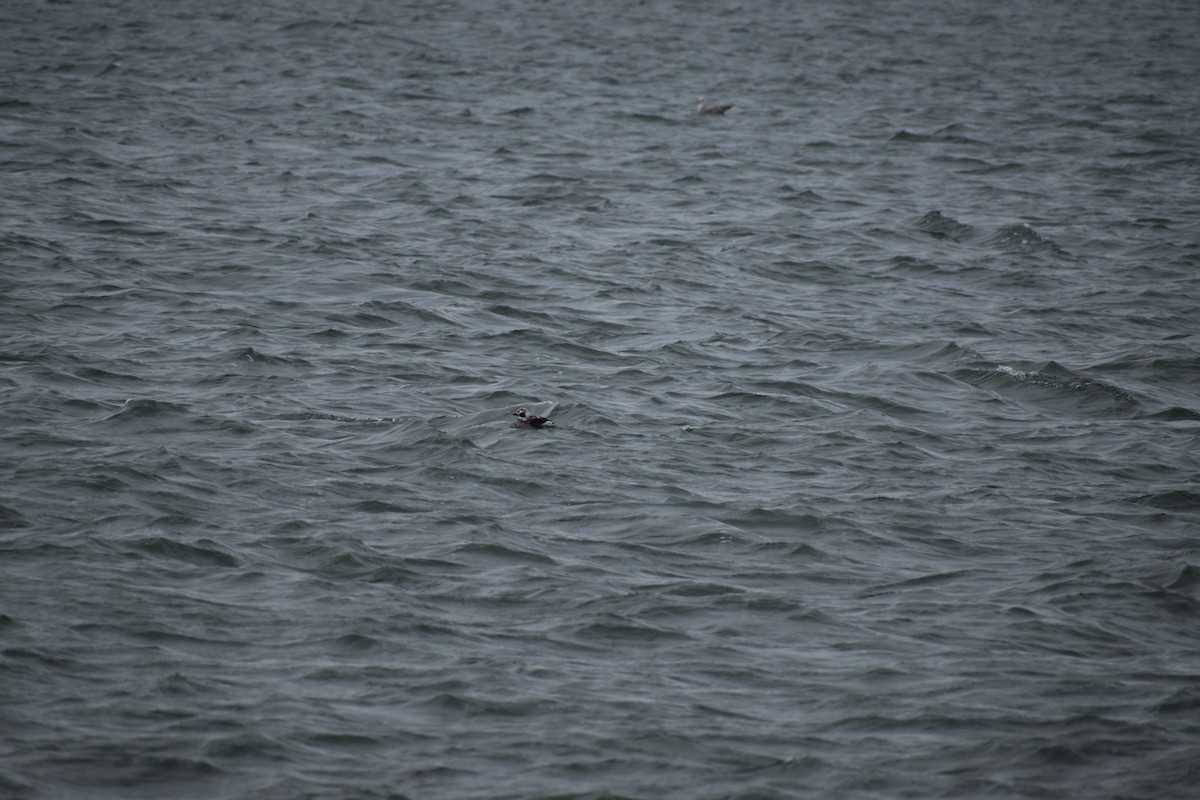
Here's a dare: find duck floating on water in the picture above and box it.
[697,97,733,115]
[512,407,554,428]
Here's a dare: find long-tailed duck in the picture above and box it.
[697,97,733,115]
[512,407,554,428]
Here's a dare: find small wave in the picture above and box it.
[859,568,976,597]
[888,127,985,145]
[883,255,952,274]
[1153,686,1200,714]
[333,633,378,651]
[658,580,746,597]
[1131,490,1200,511]
[201,733,290,760]
[102,398,192,421]
[451,542,556,565]
[276,411,399,424]
[366,564,426,586]
[0,504,31,529]
[217,347,311,367]
[914,210,975,242]
[3,646,83,671]
[954,160,1026,175]
[574,616,692,643]
[351,499,418,513]
[1142,406,1200,421]
[278,19,360,33]
[1162,564,1200,592]
[132,536,240,568]
[959,360,1139,416]
[615,110,675,124]
[982,223,1071,257]
[0,231,70,256]
[888,129,935,143]
[95,399,258,435]
[420,691,550,717]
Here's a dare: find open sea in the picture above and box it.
[2,0,1199,797]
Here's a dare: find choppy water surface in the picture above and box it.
[3,0,1199,797]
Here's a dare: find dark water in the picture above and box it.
[3,0,1200,797]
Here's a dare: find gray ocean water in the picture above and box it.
[3,0,1200,798]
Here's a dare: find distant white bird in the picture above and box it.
[697,97,733,115]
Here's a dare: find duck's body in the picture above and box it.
[697,97,733,115]
[512,407,554,428]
